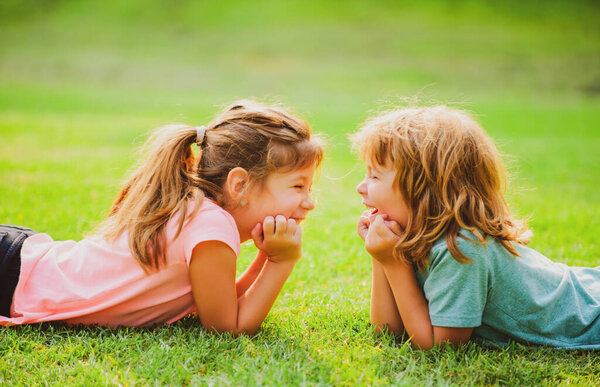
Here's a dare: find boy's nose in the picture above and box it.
[356,180,367,195]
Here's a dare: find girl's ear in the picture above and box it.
[225,167,250,202]
[184,152,194,171]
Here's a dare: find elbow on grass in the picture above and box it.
[410,336,469,351]
[200,320,260,338]
[370,321,404,337]
[410,340,435,351]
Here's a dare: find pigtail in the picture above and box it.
[97,125,203,271]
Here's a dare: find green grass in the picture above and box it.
[4,320,599,385]
[1,0,600,385]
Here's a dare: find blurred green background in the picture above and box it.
[1,0,598,259]
[1,1,600,383]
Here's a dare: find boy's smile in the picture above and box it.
[356,162,409,229]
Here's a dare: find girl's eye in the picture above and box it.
[294,185,305,190]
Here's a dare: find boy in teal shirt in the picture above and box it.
[352,105,600,349]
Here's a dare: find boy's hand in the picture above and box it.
[357,210,372,241]
[251,215,302,264]
[364,214,402,265]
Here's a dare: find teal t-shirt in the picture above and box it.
[414,231,600,349]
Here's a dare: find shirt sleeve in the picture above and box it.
[181,206,241,265]
[423,242,491,328]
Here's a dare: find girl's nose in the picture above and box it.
[303,195,315,211]
[356,180,367,195]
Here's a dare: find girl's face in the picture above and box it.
[232,164,317,242]
[356,162,409,229]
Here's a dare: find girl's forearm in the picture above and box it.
[235,260,295,335]
[235,251,268,297]
[381,261,434,349]
[371,258,404,335]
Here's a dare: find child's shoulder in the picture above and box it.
[174,197,241,260]
[197,197,228,214]
[185,197,236,228]
[429,230,513,268]
[169,197,238,242]
[430,229,488,253]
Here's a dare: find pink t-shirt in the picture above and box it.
[0,199,240,327]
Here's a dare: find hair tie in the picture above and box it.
[195,125,207,146]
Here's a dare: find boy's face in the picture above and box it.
[356,162,409,229]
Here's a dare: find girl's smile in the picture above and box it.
[229,164,317,242]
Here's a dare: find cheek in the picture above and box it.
[285,194,302,210]
[284,194,304,213]
[393,199,410,224]
[371,184,386,201]
[256,192,296,215]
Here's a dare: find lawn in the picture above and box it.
[1,0,600,385]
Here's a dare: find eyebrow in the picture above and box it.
[368,164,382,173]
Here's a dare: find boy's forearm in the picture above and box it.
[380,260,434,349]
[370,258,404,335]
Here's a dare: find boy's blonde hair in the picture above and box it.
[97,100,323,271]
[351,106,530,271]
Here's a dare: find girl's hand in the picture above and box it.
[365,214,402,265]
[251,215,302,264]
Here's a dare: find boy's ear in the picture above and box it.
[225,167,249,201]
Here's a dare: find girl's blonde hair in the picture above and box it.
[96,100,323,271]
[351,106,530,271]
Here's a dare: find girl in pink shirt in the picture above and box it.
[0,100,323,335]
